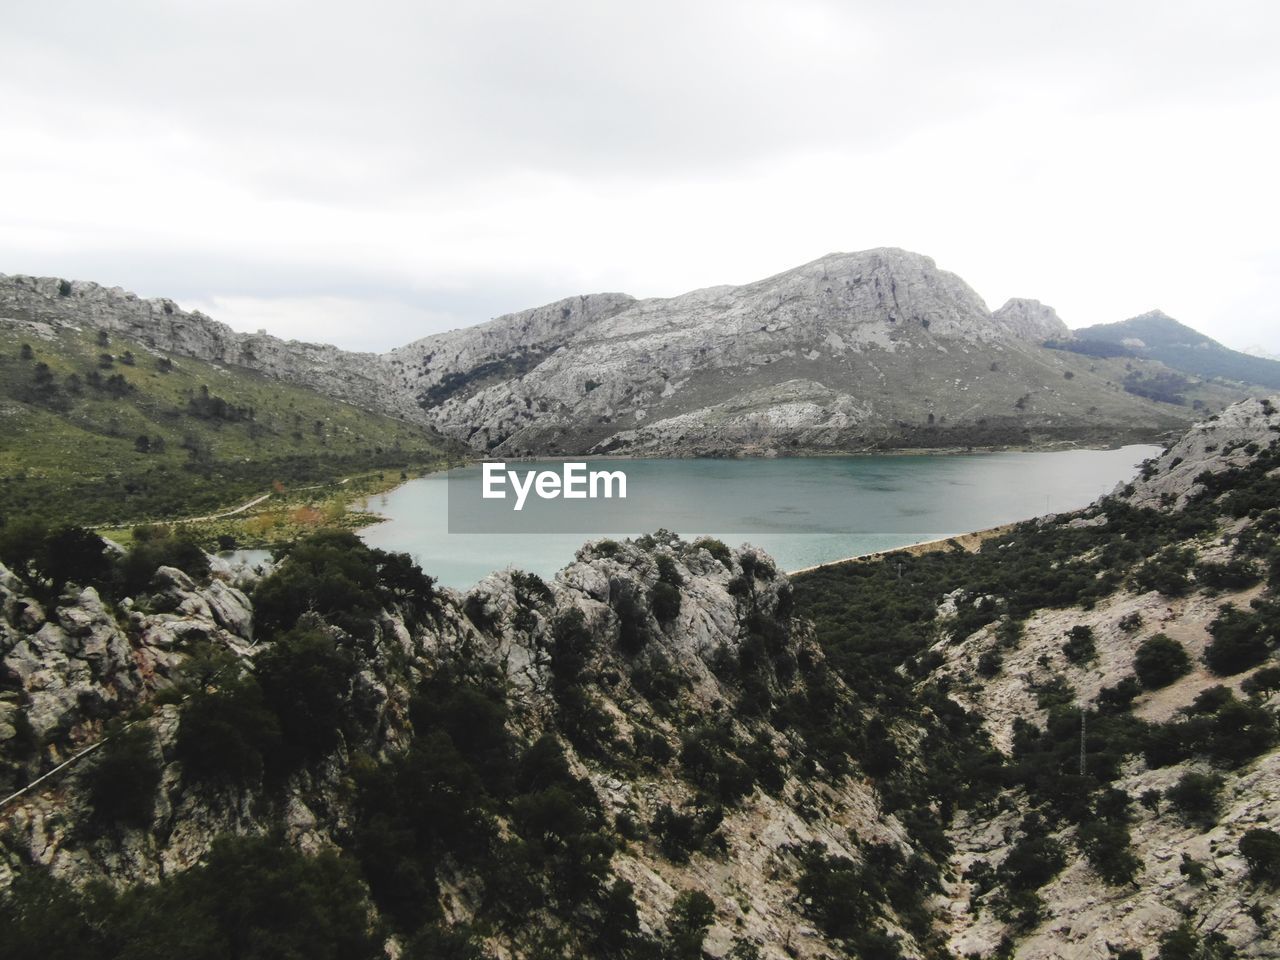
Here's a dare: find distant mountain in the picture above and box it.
[1072,311,1280,390]
[1244,343,1280,362]
[388,250,1215,455]
[3,254,1257,460]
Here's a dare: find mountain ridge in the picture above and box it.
[2,253,1262,459]
[1072,311,1280,390]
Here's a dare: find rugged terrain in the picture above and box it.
[3,252,1259,462]
[387,250,1237,456]
[1,398,1278,959]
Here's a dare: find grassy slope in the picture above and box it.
[0,321,457,527]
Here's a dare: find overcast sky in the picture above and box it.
[2,0,1277,354]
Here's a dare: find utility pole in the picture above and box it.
[1080,708,1087,776]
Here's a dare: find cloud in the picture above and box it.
[1,0,1278,353]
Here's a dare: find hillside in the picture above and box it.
[4,254,1258,460]
[1,398,1278,958]
[1072,312,1280,390]
[0,318,456,527]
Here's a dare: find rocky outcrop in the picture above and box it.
[1118,395,1280,509]
[991,298,1071,341]
[0,562,256,750]
[0,532,920,959]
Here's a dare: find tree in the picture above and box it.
[255,627,354,768]
[666,890,715,960]
[1239,828,1280,883]
[1166,771,1224,827]
[83,725,161,827]
[1205,606,1272,676]
[1134,634,1192,689]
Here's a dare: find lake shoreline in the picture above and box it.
[785,522,1019,577]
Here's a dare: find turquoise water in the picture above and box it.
[358,446,1158,589]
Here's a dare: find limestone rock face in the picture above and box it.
[0,566,255,747]
[404,249,1191,455]
[1117,395,1280,509]
[3,250,1205,458]
[991,297,1071,341]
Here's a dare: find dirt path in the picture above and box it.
[177,492,273,523]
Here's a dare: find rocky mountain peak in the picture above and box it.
[991,297,1071,341]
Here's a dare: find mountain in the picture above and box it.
[4,253,1255,462]
[1073,311,1280,390]
[0,274,421,422]
[1244,345,1280,363]
[392,250,1212,455]
[0,314,454,527]
[2,398,1278,958]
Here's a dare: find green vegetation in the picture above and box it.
[1166,772,1225,827]
[1239,828,1280,883]
[0,834,382,960]
[82,725,162,828]
[1073,313,1280,390]
[0,324,453,527]
[1133,634,1192,689]
[0,520,208,606]
[1205,602,1276,675]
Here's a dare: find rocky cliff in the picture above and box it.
[401,249,1200,455]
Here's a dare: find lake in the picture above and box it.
[356,446,1159,590]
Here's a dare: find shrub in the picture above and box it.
[1062,625,1097,664]
[83,725,161,827]
[39,526,114,595]
[255,627,354,768]
[1097,676,1142,713]
[0,835,382,960]
[976,649,1003,678]
[1077,820,1140,885]
[651,581,681,624]
[666,890,715,960]
[655,554,684,586]
[1118,611,1144,632]
[1239,828,1280,883]
[1197,559,1262,590]
[1134,634,1192,689]
[608,583,647,655]
[1242,665,1280,696]
[652,804,722,863]
[1205,606,1272,676]
[1156,921,1238,960]
[996,817,1067,891]
[1132,547,1196,597]
[115,533,210,596]
[693,537,733,568]
[253,530,401,640]
[175,674,283,787]
[1166,771,1224,827]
